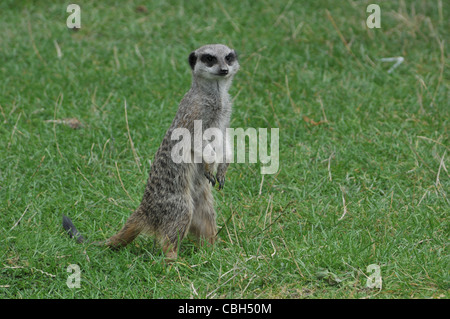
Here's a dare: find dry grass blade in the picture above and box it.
[10,203,31,231]
[325,9,363,68]
[124,100,142,173]
[7,112,22,149]
[45,118,83,129]
[435,152,446,187]
[338,185,348,221]
[53,93,64,159]
[27,16,47,66]
[115,161,135,203]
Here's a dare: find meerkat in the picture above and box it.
[63,44,240,261]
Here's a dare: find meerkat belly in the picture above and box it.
[207,120,230,165]
[184,162,199,191]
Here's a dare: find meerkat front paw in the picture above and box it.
[205,171,216,186]
[216,174,225,190]
[204,163,216,186]
[215,163,229,190]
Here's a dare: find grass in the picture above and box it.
[0,0,448,299]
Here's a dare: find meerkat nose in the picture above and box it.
[219,69,229,75]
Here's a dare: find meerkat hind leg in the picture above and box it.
[157,198,193,262]
[189,183,217,245]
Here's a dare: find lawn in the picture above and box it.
[0,0,448,299]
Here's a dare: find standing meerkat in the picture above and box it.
[63,44,240,261]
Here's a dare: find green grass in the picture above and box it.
[0,0,448,299]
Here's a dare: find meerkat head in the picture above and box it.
[188,44,239,80]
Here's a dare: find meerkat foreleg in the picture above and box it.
[215,132,232,190]
[202,142,217,186]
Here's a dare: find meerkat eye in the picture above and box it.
[201,54,217,66]
[225,53,236,65]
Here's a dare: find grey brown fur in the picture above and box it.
[63,44,239,261]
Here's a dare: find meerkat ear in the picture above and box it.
[188,51,197,70]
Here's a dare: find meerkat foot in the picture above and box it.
[162,242,178,264]
[204,171,216,186]
[216,174,225,190]
[200,235,216,246]
[164,252,177,264]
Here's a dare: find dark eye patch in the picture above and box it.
[200,54,217,67]
[225,52,236,65]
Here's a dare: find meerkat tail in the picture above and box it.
[62,215,85,243]
[102,212,144,249]
[62,213,143,249]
